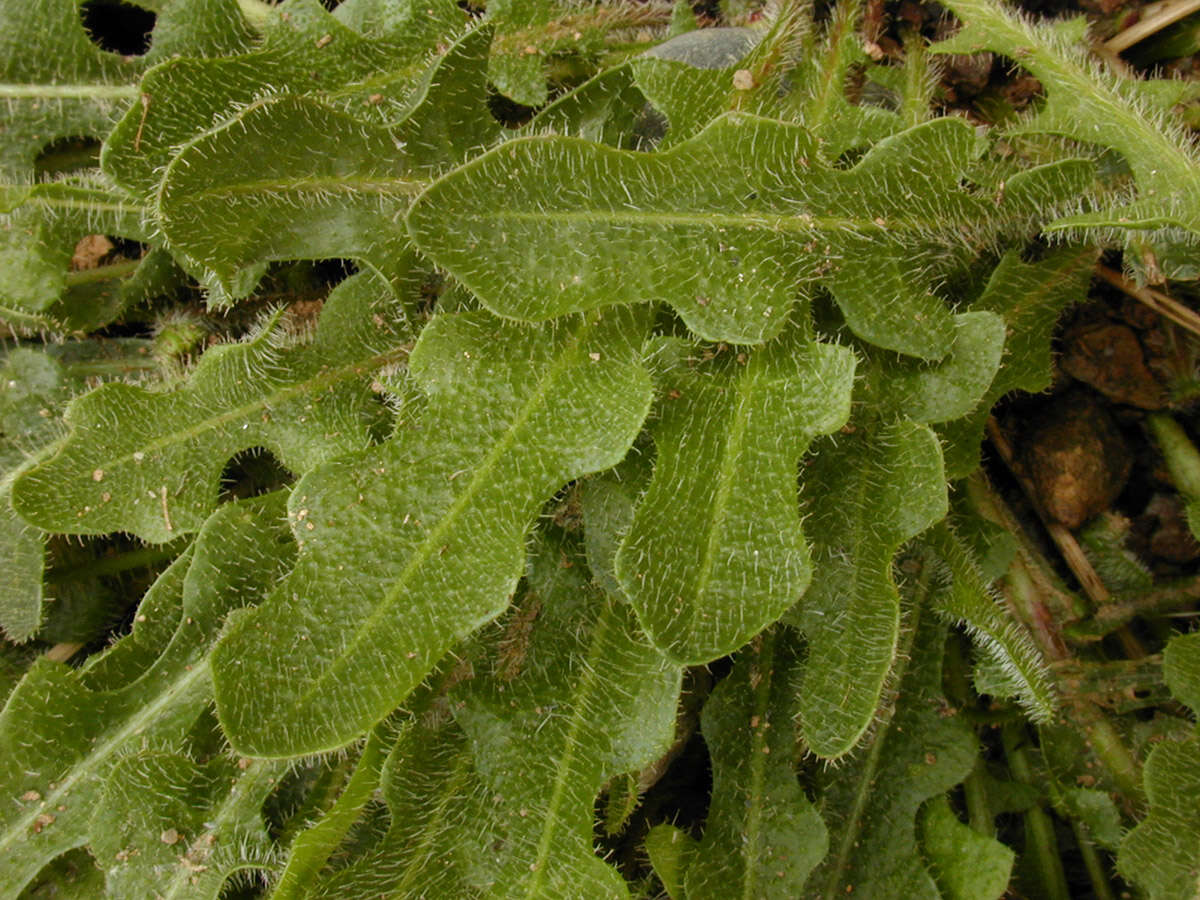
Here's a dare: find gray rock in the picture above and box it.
[641,27,759,70]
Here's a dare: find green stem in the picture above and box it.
[1147,413,1200,500]
[64,259,141,287]
[1002,723,1071,900]
[45,539,188,582]
[1071,818,1118,900]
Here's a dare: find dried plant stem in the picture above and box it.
[1097,264,1200,338]
[1103,0,1200,53]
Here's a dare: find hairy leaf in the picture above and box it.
[935,0,1200,275]
[308,531,680,897]
[938,247,1096,477]
[409,112,985,352]
[917,794,1014,900]
[865,310,1005,425]
[92,751,289,899]
[677,629,828,898]
[102,0,466,197]
[0,493,293,896]
[0,176,147,323]
[808,611,979,899]
[0,0,137,182]
[616,328,855,663]
[270,728,389,900]
[447,532,680,896]
[1119,733,1200,897]
[211,307,653,756]
[14,269,408,542]
[795,421,948,758]
[924,521,1056,723]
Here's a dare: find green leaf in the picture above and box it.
[446,532,681,897]
[307,713,483,899]
[92,751,289,899]
[486,0,555,107]
[630,29,759,148]
[1117,731,1200,899]
[934,0,1200,270]
[0,492,293,896]
[924,521,1056,724]
[409,112,981,351]
[645,824,700,900]
[0,0,139,182]
[616,328,855,663]
[101,0,466,197]
[866,311,1005,425]
[153,93,414,298]
[680,630,828,898]
[917,794,1014,900]
[1164,630,1200,716]
[0,176,147,322]
[13,269,408,542]
[211,307,653,757]
[307,531,681,897]
[937,248,1096,478]
[808,611,979,899]
[795,421,948,758]
[270,728,389,900]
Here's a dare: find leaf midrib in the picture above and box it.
[288,314,603,725]
[0,659,210,859]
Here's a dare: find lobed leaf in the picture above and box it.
[307,531,681,897]
[807,612,980,899]
[795,420,948,758]
[92,751,289,899]
[937,247,1096,477]
[211,307,653,757]
[934,0,1200,275]
[446,532,681,897]
[102,0,467,197]
[0,0,138,182]
[917,794,1014,900]
[865,310,1005,425]
[0,492,293,896]
[13,269,408,542]
[616,328,855,663]
[409,111,985,352]
[675,629,828,898]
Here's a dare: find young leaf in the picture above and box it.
[269,728,389,900]
[865,310,1006,425]
[677,629,829,898]
[13,269,408,542]
[917,794,1014,900]
[934,0,1200,275]
[924,520,1056,724]
[408,111,984,353]
[154,94,418,298]
[308,531,681,897]
[446,532,681,897]
[211,307,654,757]
[0,176,147,323]
[616,328,855,663]
[92,751,289,899]
[0,492,293,896]
[795,421,949,759]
